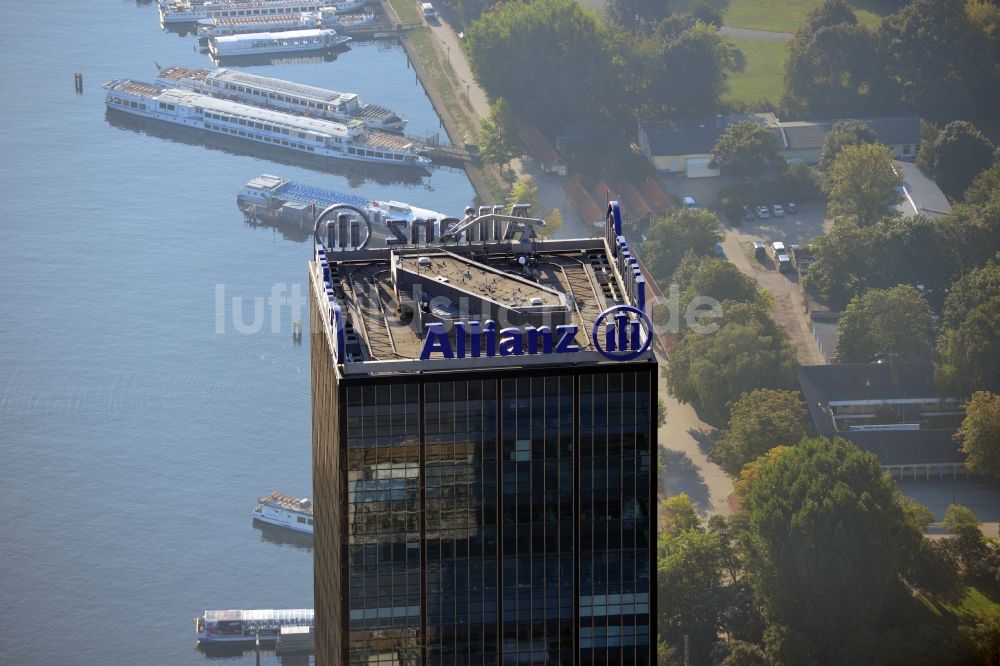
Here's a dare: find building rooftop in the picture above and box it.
[639,113,776,156]
[799,361,938,405]
[312,205,653,375]
[798,361,965,467]
[894,160,953,218]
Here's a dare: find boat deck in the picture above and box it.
[106,79,168,98]
[258,491,313,514]
[364,130,414,151]
[357,104,397,121]
[157,66,209,85]
[277,182,369,210]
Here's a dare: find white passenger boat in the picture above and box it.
[196,7,368,38]
[103,79,432,168]
[157,65,407,131]
[209,28,351,59]
[195,608,314,645]
[252,491,313,533]
[159,0,333,25]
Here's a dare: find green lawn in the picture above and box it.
[722,37,787,106]
[723,0,887,33]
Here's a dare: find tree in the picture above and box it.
[917,120,996,200]
[826,143,903,225]
[509,175,539,211]
[466,0,624,128]
[661,492,700,537]
[907,539,964,601]
[604,0,672,32]
[710,120,784,182]
[965,162,1000,207]
[877,0,993,123]
[784,23,894,117]
[665,302,798,424]
[805,0,857,32]
[937,294,1000,395]
[818,120,877,172]
[942,503,980,533]
[741,437,923,664]
[942,503,991,576]
[641,208,721,282]
[941,256,1000,331]
[962,610,1000,666]
[479,97,522,169]
[712,389,809,477]
[836,285,934,362]
[673,254,761,320]
[538,207,563,239]
[804,219,874,308]
[955,392,1000,479]
[719,641,772,666]
[644,20,745,116]
[658,527,726,663]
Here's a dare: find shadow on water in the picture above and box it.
[197,644,313,663]
[253,519,314,552]
[104,109,430,187]
[211,48,349,68]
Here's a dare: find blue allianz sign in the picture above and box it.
[419,321,580,360]
[592,305,652,361]
[419,306,651,361]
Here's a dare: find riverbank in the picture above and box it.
[380,0,500,202]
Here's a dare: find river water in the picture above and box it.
[0,2,474,663]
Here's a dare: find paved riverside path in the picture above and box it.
[656,351,735,517]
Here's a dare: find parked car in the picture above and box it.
[772,204,785,217]
[787,202,798,214]
[683,196,698,209]
[776,253,792,273]
[753,241,766,259]
[756,205,770,218]
[771,241,786,256]
[714,243,725,258]
[743,205,755,222]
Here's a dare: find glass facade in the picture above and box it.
[316,367,655,665]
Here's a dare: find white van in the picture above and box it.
[421,2,436,18]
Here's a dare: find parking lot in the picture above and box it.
[661,174,832,365]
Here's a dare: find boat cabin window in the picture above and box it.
[297,516,307,524]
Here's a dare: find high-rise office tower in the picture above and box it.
[310,203,657,665]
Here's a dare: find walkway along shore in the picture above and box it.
[379,0,496,203]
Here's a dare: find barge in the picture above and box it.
[208,28,351,60]
[157,65,406,131]
[103,79,431,168]
[195,608,314,645]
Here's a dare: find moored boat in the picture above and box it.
[103,79,431,168]
[195,7,362,38]
[209,28,351,60]
[156,65,407,131]
[237,174,450,233]
[195,608,314,645]
[159,0,334,26]
[252,491,313,533]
